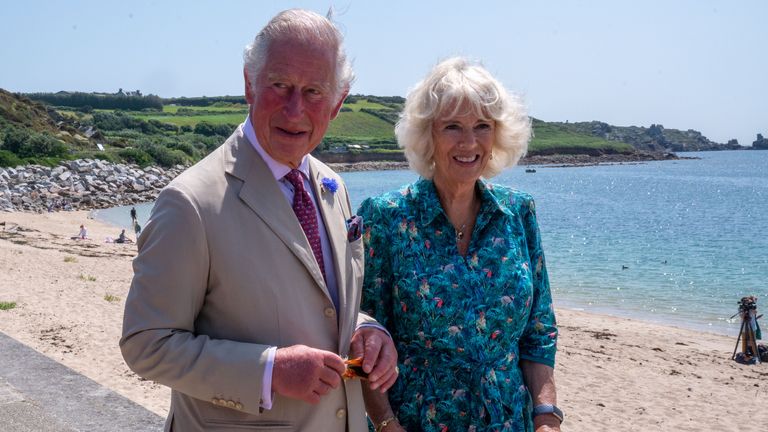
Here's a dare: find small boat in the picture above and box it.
[525,168,537,173]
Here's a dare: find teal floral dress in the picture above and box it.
[358,179,557,432]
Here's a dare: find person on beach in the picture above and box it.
[129,206,137,223]
[114,229,132,244]
[71,224,87,240]
[120,9,397,432]
[357,58,561,432]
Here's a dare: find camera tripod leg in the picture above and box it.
[732,318,745,360]
[748,319,761,364]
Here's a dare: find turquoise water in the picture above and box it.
[94,150,768,336]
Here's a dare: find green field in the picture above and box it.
[343,99,391,112]
[530,122,634,152]
[132,112,246,127]
[162,104,248,113]
[327,111,395,140]
[90,99,633,157]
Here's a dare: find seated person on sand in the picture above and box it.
[115,229,133,244]
[71,224,88,240]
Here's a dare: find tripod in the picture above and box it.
[731,296,763,364]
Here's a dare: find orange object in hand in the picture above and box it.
[343,357,369,380]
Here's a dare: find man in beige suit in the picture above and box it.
[120,9,397,431]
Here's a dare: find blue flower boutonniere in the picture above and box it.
[321,177,339,194]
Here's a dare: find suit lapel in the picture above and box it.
[309,159,350,327]
[225,132,328,294]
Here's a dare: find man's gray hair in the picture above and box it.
[396,57,531,179]
[243,9,355,98]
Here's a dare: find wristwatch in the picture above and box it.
[533,404,564,423]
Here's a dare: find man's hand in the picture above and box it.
[349,327,398,392]
[272,345,346,404]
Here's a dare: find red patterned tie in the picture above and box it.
[284,170,326,282]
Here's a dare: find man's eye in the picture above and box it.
[273,82,288,89]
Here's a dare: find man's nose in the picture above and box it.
[283,90,304,119]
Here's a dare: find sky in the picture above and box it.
[2,1,766,147]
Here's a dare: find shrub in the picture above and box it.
[140,142,186,167]
[25,133,68,158]
[1,126,30,155]
[0,150,22,167]
[118,147,153,167]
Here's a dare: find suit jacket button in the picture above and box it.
[324,307,335,318]
[336,408,346,419]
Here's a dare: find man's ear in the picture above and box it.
[243,69,255,104]
[330,90,349,120]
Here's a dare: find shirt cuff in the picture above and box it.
[355,322,392,340]
[261,346,277,409]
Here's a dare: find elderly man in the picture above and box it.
[120,9,397,431]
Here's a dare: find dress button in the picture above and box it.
[211,398,220,405]
[336,408,346,418]
[324,307,335,317]
[235,402,244,410]
[226,400,236,409]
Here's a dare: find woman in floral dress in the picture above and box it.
[359,58,560,432]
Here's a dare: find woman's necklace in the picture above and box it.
[453,198,481,245]
[455,223,468,243]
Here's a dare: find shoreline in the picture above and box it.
[326,151,690,172]
[1,151,688,213]
[1,211,765,430]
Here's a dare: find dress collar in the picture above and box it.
[408,178,514,229]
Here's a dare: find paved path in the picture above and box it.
[0,331,164,431]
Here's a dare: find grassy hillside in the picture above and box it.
[1,90,664,168]
[530,120,634,154]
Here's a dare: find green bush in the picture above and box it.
[0,150,23,167]
[22,156,66,167]
[118,147,153,167]
[25,133,68,158]
[1,126,30,155]
[92,152,118,163]
[140,142,186,167]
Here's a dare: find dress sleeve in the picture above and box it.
[357,197,395,331]
[518,195,558,368]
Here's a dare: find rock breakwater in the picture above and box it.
[0,159,185,213]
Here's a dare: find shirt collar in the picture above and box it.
[242,115,310,181]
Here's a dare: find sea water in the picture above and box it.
[94,150,768,336]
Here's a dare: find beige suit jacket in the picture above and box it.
[120,127,372,431]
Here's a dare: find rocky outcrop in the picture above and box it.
[0,159,185,213]
[552,121,743,152]
[752,134,768,150]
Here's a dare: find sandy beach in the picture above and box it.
[0,210,765,431]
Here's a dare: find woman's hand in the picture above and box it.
[534,415,561,431]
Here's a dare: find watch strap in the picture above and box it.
[533,404,564,423]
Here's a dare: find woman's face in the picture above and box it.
[431,105,495,189]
